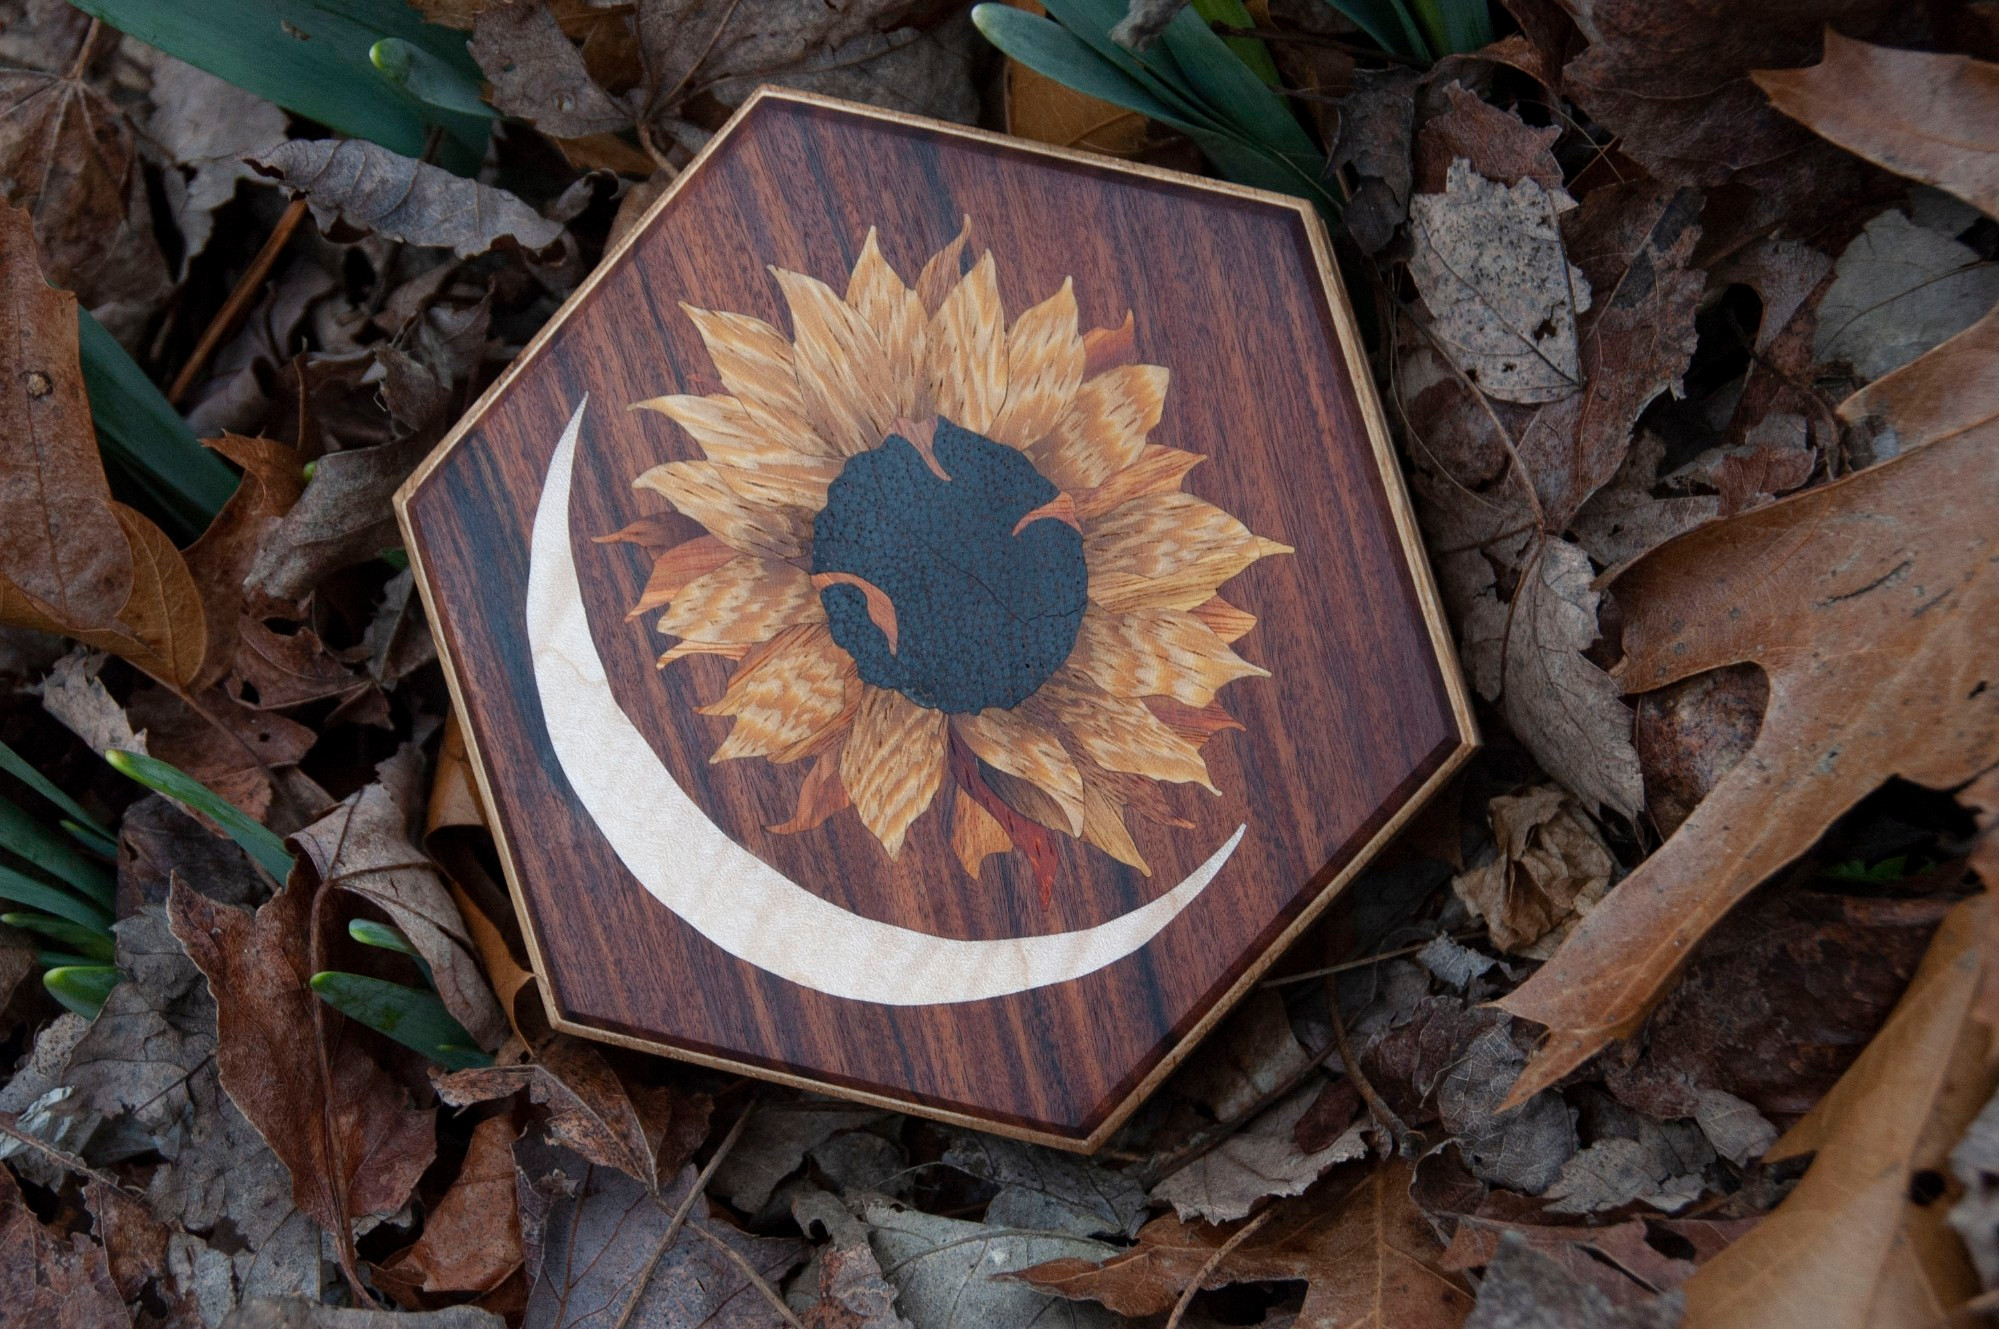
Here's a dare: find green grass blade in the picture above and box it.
[371,38,494,118]
[348,918,421,956]
[1152,6,1322,164]
[44,965,123,1019]
[1318,0,1431,60]
[3,913,116,962]
[61,821,120,859]
[310,972,492,1070]
[68,0,489,168]
[0,738,114,842]
[0,865,112,930]
[1190,0,1280,84]
[1036,0,1234,130]
[105,751,294,884]
[0,795,114,906]
[78,309,237,539]
[1408,0,1492,55]
[972,5,1204,130]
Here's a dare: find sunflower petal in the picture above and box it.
[1081,310,1137,378]
[1028,364,1168,493]
[928,251,1008,434]
[841,686,947,857]
[1086,492,1291,612]
[1068,605,1267,707]
[1040,672,1216,792]
[769,747,850,834]
[660,556,823,643]
[633,460,810,559]
[772,266,895,457]
[680,304,834,458]
[1080,778,1149,874]
[593,515,682,551]
[1074,445,1204,521]
[915,215,971,315]
[950,788,1011,878]
[632,395,842,513]
[989,278,1084,449]
[1190,595,1256,644]
[701,625,859,764]
[847,228,929,419]
[657,640,749,667]
[627,535,737,619]
[1145,696,1244,748]
[952,709,1084,836]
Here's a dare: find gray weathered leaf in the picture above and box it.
[1410,161,1591,405]
[862,1200,1124,1329]
[251,139,565,259]
[1815,208,1999,381]
[138,50,289,272]
[1150,1086,1368,1223]
[944,1134,1147,1240]
[469,3,633,138]
[710,1102,886,1214]
[1438,1026,1578,1194]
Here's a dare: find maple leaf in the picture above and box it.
[1495,379,1999,1104]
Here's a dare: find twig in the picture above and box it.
[687,1221,808,1329]
[64,18,107,81]
[1262,928,1487,988]
[166,196,309,405]
[1328,976,1420,1158]
[0,1110,136,1196]
[1165,1209,1274,1329]
[613,1100,757,1329]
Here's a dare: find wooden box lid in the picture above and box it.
[396,88,1475,1150]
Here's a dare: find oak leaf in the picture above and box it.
[1494,341,1999,1104]
[1014,1159,1473,1327]
[1754,32,1999,220]
[380,1115,522,1296]
[1678,897,1992,1329]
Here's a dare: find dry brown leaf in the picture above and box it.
[0,1161,129,1329]
[1754,32,1999,220]
[292,774,507,1051]
[1451,785,1615,956]
[251,140,566,259]
[1495,347,1999,1105]
[167,876,436,1290]
[1015,1159,1474,1326]
[245,435,430,602]
[435,1036,710,1192]
[185,434,305,692]
[1414,82,1562,195]
[0,58,169,341]
[1466,1235,1683,1328]
[469,2,633,139]
[1679,897,1993,1329]
[380,1115,523,1296]
[1840,300,1999,453]
[1003,2,1148,156]
[1149,1087,1369,1224]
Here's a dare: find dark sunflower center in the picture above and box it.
[811,418,1088,714]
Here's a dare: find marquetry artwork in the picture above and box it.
[397,87,1476,1149]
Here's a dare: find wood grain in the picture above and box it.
[398,89,1474,1148]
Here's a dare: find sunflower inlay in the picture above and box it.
[605,220,1291,896]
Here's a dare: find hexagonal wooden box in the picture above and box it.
[396,88,1474,1150]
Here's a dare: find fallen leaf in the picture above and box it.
[943,1133,1147,1239]
[1679,897,1993,1329]
[1169,987,1315,1120]
[1465,1233,1682,1328]
[1813,209,1999,381]
[1414,83,1562,195]
[469,2,634,139]
[292,773,506,1051]
[137,49,289,272]
[1330,68,1419,255]
[1754,32,1999,220]
[1437,1023,1578,1194]
[1838,296,1999,456]
[801,1239,914,1329]
[185,434,307,692]
[245,435,429,601]
[1495,401,1999,1102]
[218,1301,504,1328]
[1543,1123,1711,1216]
[1442,1215,1750,1304]
[1633,664,1768,837]
[382,1115,522,1295]
[38,648,143,756]
[251,140,566,260]
[709,1101,885,1213]
[1452,785,1616,956]
[1410,160,1589,405]
[168,875,437,1287]
[0,53,169,342]
[1150,1086,1369,1223]
[436,1036,711,1193]
[1459,537,1644,819]
[0,1160,130,1329]
[1014,1159,1474,1326]
[1569,432,1719,571]
[864,1199,1125,1329]
[126,683,317,828]
[1003,1,1149,159]
[520,1146,807,1329]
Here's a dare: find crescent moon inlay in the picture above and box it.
[525,399,1244,1005]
